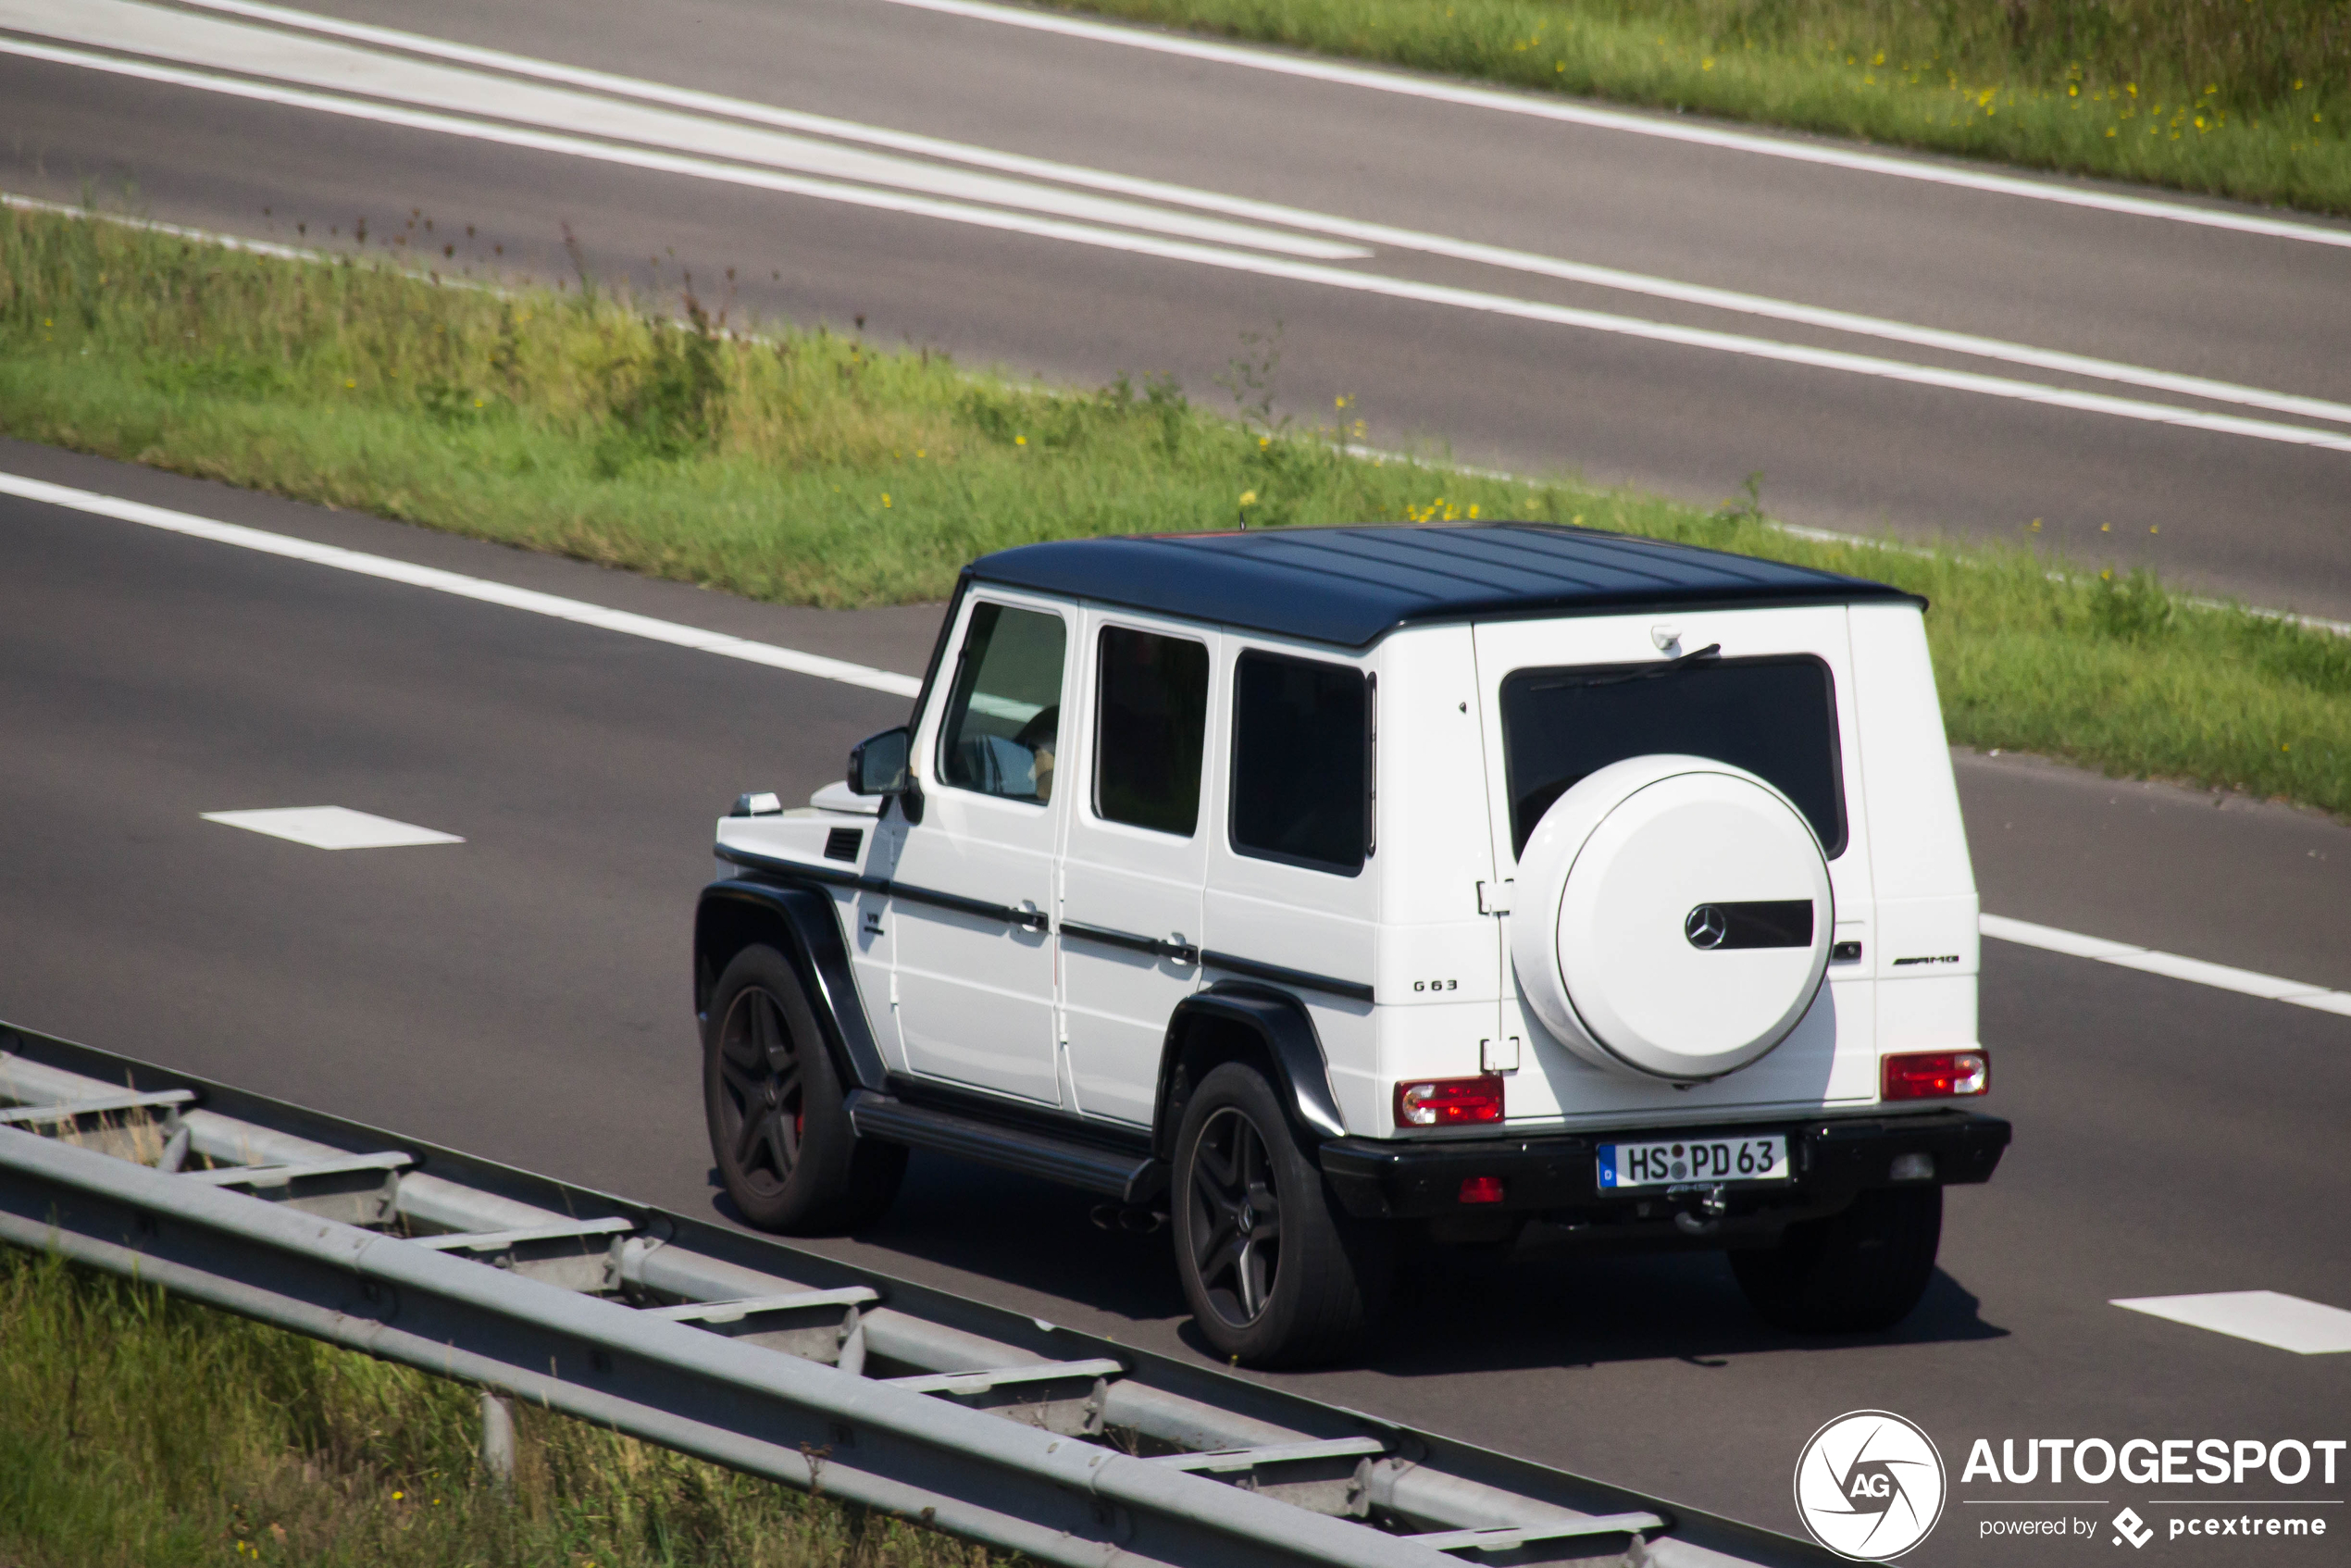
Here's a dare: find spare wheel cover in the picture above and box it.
[1511,755,1833,1080]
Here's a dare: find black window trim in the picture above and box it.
[1088,617,1212,840]
[930,594,1071,810]
[1499,651,1849,864]
[1225,645,1375,879]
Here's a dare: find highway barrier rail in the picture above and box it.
[0,1021,1835,1568]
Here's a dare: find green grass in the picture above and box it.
[1057,0,2351,218]
[4,201,2348,818]
[0,1245,1005,1568]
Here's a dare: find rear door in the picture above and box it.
[1201,641,1379,1114]
[1056,613,1218,1126]
[1471,608,1878,1116]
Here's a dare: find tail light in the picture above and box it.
[1395,1076,1505,1126]
[1883,1051,1989,1101]
[1458,1176,1507,1204]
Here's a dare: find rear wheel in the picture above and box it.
[1172,1062,1389,1367]
[1729,1186,1942,1333]
[703,945,904,1234]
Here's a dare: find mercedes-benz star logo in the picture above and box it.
[1685,904,1730,950]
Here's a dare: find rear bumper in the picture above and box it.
[1318,1108,2009,1223]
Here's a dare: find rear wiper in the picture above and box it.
[1551,642,1722,691]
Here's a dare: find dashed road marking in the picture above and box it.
[202,806,464,849]
[2112,1291,2351,1355]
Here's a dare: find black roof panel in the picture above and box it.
[965,523,1918,648]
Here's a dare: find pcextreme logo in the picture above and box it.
[1794,1411,1948,1561]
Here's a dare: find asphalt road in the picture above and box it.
[3,443,2345,1563]
[6,0,2351,617]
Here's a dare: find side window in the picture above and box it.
[938,603,1066,803]
[1094,626,1209,836]
[1230,650,1368,876]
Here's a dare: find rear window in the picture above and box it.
[1230,651,1369,876]
[1499,655,1845,858]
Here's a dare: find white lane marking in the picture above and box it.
[2112,1291,2351,1355]
[13,43,2351,458]
[0,473,923,699]
[0,190,325,261]
[3,0,1366,262]
[202,805,463,849]
[874,0,2351,253]
[89,0,2351,429]
[1981,914,2351,1016]
[0,36,1397,272]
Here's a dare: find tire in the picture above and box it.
[1729,1186,1942,1333]
[703,945,905,1234]
[1172,1062,1390,1367]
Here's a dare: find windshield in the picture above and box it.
[1499,655,1845,858]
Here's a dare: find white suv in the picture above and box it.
[697,523,2009,1366]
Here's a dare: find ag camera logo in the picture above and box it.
[1794,1411,1947,1561]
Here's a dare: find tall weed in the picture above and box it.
[0,1247,1006,1568]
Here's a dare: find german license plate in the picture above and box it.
[1597,1135,1789,1189]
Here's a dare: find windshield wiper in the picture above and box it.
[1532,642,1723,691]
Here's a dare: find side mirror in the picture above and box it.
[848,727,923,823]
[849,727,910,794]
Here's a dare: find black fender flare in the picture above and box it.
[1152,982,1349,1160]
[694,878,887,1092]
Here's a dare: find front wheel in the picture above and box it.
[1172,1062,1389,1367]
[703,945,904,1234]
[1729,1185,1942,1333]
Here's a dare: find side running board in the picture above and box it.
[846,1089,1163,1204]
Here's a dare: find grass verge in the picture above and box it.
[1057,0,2351,218]
[0,1245,1004,1568]
[3,201,2347,818]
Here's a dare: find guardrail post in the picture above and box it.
[479,1392,516,1487]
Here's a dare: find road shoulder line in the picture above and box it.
[1981,913,2351,1017]
[0,470,922,699]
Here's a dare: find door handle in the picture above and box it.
[1062,921,1197,964]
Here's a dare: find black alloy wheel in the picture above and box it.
[1187,1104,1284,1328]
[1171,1061,1389,1367]
[702,945,905,1234]
[713,982,803,1201]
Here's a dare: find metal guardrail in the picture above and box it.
[0,1022,1835,1568]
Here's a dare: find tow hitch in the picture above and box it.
[1671,1183,1729,1236]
